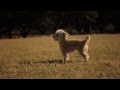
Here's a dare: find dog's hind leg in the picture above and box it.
[83,52,89,61]
[82,45,89,61]
[78,45,89,61]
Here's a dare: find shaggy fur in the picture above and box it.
[53,29,90,64]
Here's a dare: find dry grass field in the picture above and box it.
[0,34,120,79]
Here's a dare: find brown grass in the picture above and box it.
[0,34,120,79]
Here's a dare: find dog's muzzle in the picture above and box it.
[53,34,57,41]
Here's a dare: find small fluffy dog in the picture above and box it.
[53,29,90,64]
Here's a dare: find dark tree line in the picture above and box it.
[0,11,120,39]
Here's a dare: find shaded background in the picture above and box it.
[0,11,120,39]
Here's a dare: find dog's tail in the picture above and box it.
[85,35,90,44]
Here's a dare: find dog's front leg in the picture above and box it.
[66,53,69,61]
[63,56,66,64]
[63,53,69,64]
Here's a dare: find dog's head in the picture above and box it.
[53,29,69,42]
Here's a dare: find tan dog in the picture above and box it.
[53,29,90,64]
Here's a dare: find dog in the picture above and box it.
[53,29,90,64]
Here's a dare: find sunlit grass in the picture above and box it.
[0,34,120,79]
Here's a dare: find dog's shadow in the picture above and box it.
[34,59,64,64]
[20,59,75,65]
[39,59,74,64]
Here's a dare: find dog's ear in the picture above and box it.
[63,32,69,39]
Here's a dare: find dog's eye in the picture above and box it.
[56,34,58,36]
